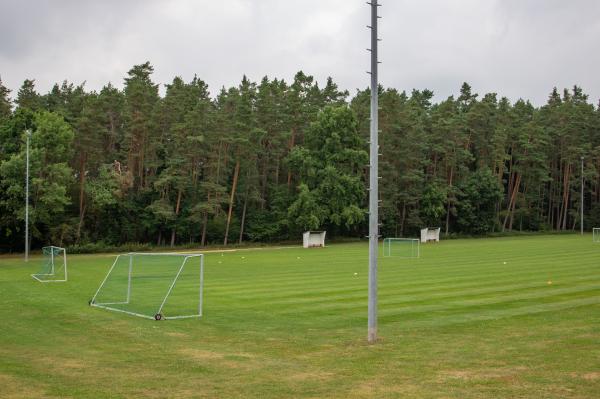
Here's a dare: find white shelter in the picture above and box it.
[303,231,326,248]
[420,227,441,243]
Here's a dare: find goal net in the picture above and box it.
[594,228,600,242]
[31,246,67,282]
[90,253,204,320]
[383,238,420,258]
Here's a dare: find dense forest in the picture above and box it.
[1,62,600,252]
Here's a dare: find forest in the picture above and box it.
[1,62,599,252]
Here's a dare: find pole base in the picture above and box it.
[368,327,377,343]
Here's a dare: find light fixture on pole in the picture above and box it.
[25,129,31,262]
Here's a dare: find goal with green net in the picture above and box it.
[383,238,420,258]
[594,228,600,242]
[31,246,67,282]
[89,253,204,320]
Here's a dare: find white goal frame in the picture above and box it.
[383,238,420,258]
[90,252,204,320]
[420,227,440,243]
[594,228,600,242]
[303,231,326,248]
[31,246,67,282]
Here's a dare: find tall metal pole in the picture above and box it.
[367,0,380,343]
[581,156,584,235]
[25,129,31,262]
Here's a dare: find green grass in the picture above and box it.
[1,235,599,398]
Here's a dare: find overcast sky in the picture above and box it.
[1,0,599,106]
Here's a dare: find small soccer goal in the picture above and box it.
[383,238,420,258]
[594,228,600,243]
[303,231,326,248]
[31,246,67,282]
[420,227,441,243]
[90,253,204,320]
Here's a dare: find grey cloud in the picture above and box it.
[1,0,599,106]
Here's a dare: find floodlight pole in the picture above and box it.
[25,129,31,262]
[581,156,584,235]
[367,0,380,343]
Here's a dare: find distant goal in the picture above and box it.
[383,238,420,258]
[303,231,326,248]
[31,246,67,282]
[420,227,440,243]
[594,228,600,242]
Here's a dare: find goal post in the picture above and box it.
[593,228,600,242]
[383,238,420,258]
[31,246,67,282]
[90,253,204,320]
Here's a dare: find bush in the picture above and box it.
[67,242,151,254]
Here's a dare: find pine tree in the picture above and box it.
[0,77,11,120]
[15,79,42,111]
[123,62,160,189]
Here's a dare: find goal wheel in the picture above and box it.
[88,299,93,306]
[154,313,163,321]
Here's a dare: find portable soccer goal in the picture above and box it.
[90,253,204,320]
[420,227,441,243]
[383,238,420,258]
[594,228,600,242]
[303,231,326,248]
[31,246,67,282]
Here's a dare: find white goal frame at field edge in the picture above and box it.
[90,252,204,320]
[31,246,67,282]
[303,231,326,248]
[383,238,420,258]
[593,228,600,242]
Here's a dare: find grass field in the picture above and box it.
[1,235,599,398]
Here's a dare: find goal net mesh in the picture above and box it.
[91,253,203,320]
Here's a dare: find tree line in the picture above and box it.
[1,62,599,252]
